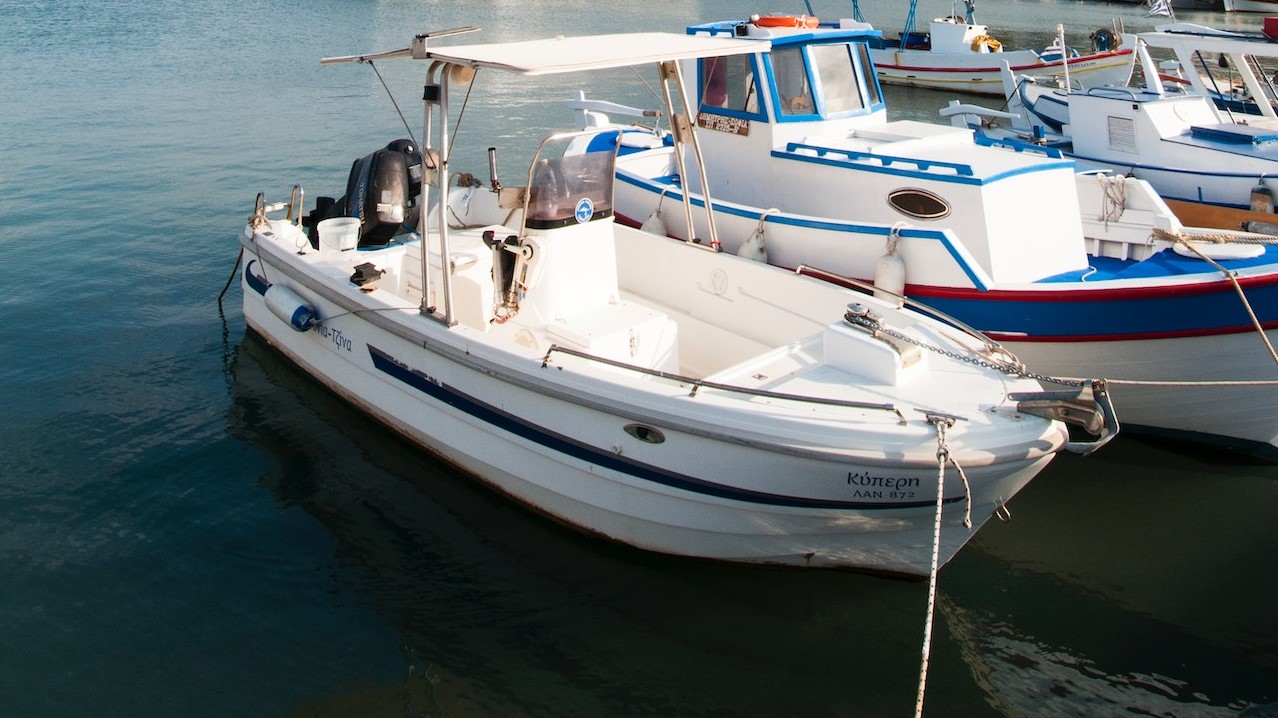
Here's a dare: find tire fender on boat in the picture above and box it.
[264,284,319,332]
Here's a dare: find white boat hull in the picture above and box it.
[870,47,1135,95]
[1007,333,1278,453]
[1223,0,1278,11]
[240,216,1063,576]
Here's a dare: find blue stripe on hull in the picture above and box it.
[916,279,1278,339]
[367,344,954,511]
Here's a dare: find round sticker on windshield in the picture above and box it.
[575,197,594,224]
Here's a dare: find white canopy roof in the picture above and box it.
[323,32,767,75]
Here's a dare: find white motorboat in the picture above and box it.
[566,17,1278,458]
[236,30,1109,576]
[946,23,1278,220]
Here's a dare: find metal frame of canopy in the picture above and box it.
[322,30,767,326]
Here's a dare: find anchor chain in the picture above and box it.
[843,304,1087,388]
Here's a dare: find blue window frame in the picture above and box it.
[697,54,767,121]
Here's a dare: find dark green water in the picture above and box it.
[1,0,1275,714]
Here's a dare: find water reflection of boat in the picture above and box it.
[227,332,962,716]
[235,29,1096,576]
[941,439,1278,716]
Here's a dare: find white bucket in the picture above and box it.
[317,217,360,252]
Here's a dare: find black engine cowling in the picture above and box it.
[307,139,423,249]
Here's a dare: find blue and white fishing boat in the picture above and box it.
[943,23,1278,220]
[236,29,1106,577]
[567,16,1278,458]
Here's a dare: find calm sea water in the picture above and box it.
[2,0,1276,715]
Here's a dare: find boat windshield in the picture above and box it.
[526,147,615,230]
[767,42,878,118]
[811,43,866,113]
[773,47,816,115]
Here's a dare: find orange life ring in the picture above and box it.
[753,14,820,28]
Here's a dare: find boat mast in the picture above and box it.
[902,0,919,37]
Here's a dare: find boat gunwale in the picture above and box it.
[240,228,1059,468]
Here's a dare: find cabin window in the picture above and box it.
[887,188,951,220]
[810,43,864,114]
[699,54,763,116]
[772,47,815,115]
[856,44,882,108]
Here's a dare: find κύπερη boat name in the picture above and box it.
[317,323,353,352]
[847,471,920,491]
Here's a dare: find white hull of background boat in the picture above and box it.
[866,16,1133,95]
[871,47,1134,95]
[1223,0,1278,12]
[1008,332,1278,451]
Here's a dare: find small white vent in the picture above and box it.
[1107,116,1137,153]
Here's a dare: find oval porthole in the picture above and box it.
[623,423,666,444]
[887,188,951,220]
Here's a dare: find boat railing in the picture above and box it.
[541,343,909,424]
[971,133,1066,159]
[778,142,975,177]
[251,185,305,229]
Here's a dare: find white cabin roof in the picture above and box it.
[1142,22,1278,58]
[324,32,767,75]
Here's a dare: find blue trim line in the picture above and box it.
[615,172,992,290]
[367,344,952,511]
[773,143,1074,185]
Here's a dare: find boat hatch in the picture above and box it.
[1189,123,1278,145]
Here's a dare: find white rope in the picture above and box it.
[1153,226,1278,245]
[1098,174,1126,225]
[916,416,967,718]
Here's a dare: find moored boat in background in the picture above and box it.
[944,22,1278,225]
[568,15,1278,458]
[861,0,1135,94]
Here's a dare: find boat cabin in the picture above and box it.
[675,18,1090,285]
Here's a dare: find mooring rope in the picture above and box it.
[1154,230,1278,367]
[915,416,972,718]
[1152,226,1278,246]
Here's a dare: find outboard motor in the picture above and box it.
[306,139,424,248]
